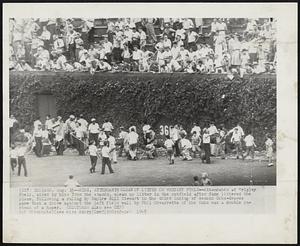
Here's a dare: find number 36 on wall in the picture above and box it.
[159,125,171,136]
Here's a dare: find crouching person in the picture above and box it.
[180,136,193,161]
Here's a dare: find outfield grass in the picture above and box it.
[10,152,276,187]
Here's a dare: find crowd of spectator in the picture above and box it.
[9,18,277,76]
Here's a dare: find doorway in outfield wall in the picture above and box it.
[37,94,57,122]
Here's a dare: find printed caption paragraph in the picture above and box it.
[12,186,275,214]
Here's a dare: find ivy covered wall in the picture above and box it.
[9,72,276,148]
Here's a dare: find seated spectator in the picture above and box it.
[34,46,50,70]
[39,26,51,50]
[14,59,33,71]
[8,17,276,75]
[132,45,143,71]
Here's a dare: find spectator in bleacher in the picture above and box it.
[216,18,227,37]
[74,33,84,62]
[14,59,33,71]
[145,18,157,44]
[187,28,199,51]
[40,26,51,50]
[131,27,140,48]
[230,34,242,69]
[52,34,65,55]
[9,17,276,75]
[182,18,194,30]
[132,45,143,71]
[162,23,175,41]
[66,26,78,61]
[162,34,172,49]
[34,46,50,70]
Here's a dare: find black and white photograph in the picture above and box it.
[8,16,277,187]
[3,3,298,244]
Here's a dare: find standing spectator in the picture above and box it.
[163,23,175,41]
[132,45,143,71]
[145,18,157,44]
[186,28,199,51]
[182,18,194,30]
[39,26,51,50]
[138,27,147,48]
[66,26,77,61]
[74,33,84,61]
[162,34,172,49]
[230,34,242,68]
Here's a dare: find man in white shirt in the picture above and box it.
[33,117,42,131]
[39,26,51,49]
[118,126,129,157]
[123,25,133,43]
[171,42,180,60]
[107,132,117,163]
[102,119,114,137]
[103,36,113,55]
[228,123,245,137]
[127,128,139,160]
[231,128,243,159]
[182,18,194,30]
[242,132,256,160]
[202,128,211,164]
[207,122,219,155]
[191,123,201,137]
[15,142,30,177]
[74,122,85,156]
[77,114,88,132]
[101,141,114,174]
[170,125,181,157]
[88,118,100,146]
[187,28,199,50]
[162,34,172,49]
[33,124,43,157]
[164,135,175,164]
[132,45,143,70]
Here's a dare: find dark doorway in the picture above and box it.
[37,94,57,122]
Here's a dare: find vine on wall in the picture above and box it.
[9,72,276,148]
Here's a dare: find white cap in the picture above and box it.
[91,118,96,122]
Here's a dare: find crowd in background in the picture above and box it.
[9,18,277,76]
